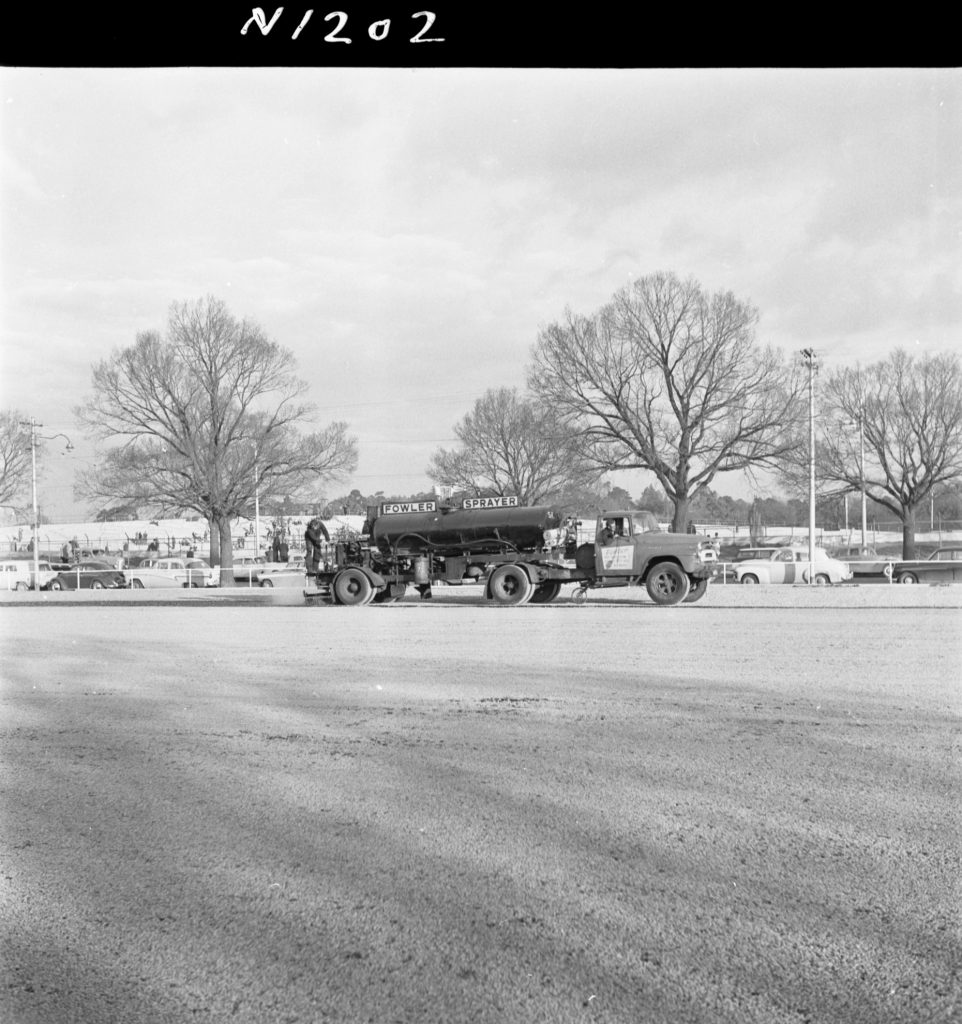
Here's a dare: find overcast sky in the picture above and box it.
[1,66,959,521]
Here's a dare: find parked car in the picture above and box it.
[185,558,218,587]
[231,555,270,584]
[717,546,782,583]
[829,545,890,577]
[257,566,307,588]
[126,557,215,589]
[47,561,128,590]
[0,559,59,591]
[890,547,962,584]
[734,546,853,585]
[230,556,299,584]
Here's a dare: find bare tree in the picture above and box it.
[0,411,33,512]
[529,272,805,531]
[75,297,358,575]
[818,350,962,557]
[426,387,601,506]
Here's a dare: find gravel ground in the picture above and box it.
[1,594,960,1024]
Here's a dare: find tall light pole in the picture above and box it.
[857,409,867,547]
[22,418,74,587]
[841,408,868,547]
[254,458,261,557]
[801,349,818,584]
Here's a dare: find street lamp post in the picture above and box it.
[22,418,73,587]
[801,349,818,584]
[254,462,260,558]
[857,410,867,547]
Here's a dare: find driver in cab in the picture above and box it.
[599,518,626,544]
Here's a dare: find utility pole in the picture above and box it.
[857,410,867,547]
[21,418,73,588]
[801,349,818,584]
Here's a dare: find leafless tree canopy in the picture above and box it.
[0,411,33,511]
[426,387,600,506]
[819,350,962,555]
[74,296,357,568]
[529,272,804,530]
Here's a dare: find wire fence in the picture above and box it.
[4,514,962,564]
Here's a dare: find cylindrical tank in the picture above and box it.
[372,505,564,556]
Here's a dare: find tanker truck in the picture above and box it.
[304,496,718,607]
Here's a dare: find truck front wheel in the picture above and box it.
[645,562,691,605]
[488,564,533,606]
[333,568,374,606]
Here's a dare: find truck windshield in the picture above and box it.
[631,512,661,533]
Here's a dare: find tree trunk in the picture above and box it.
[215,515,237,587]
[207,519,219,569]
[671,495,691,534]
[901,505,918,560]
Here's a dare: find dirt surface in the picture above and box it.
[1,595,960,1024]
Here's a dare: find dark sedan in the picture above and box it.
[829,545,891,577]
[891,547,962,584]
[46,560,128,591]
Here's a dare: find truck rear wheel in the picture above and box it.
[529,581,562,604]
[645,562,690,605]
[333,568,374,606]
[488,564,533,606]
[683,577,709,603]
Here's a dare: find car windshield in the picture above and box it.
[735,549,775,561]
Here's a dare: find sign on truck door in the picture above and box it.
[596,515,634,574]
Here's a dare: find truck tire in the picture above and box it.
[645,562,690,605]
[488,564,533,606]
[333,568,374,606]
[529,580,562,604]
[683,577,709,603]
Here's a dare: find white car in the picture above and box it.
[0,559,59,591]
[127,557,215,589]
[734,546,853,585]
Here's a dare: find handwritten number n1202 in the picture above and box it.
[240,9,445,43]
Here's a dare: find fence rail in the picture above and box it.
[4,515,962,559]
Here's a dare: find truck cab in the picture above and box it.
[572,510,718,603]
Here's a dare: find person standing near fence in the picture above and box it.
[304,518,330,574]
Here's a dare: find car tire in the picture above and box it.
[488,564,534,606]
[14,581,29,591]
[49,579,63,591]
[131,579,144,589]
[259,578,274,588]
[897,571,919,584]
[813,573,831,585]
[740,574,759,585]
[645,562,691,605]
[91,581,104,590]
